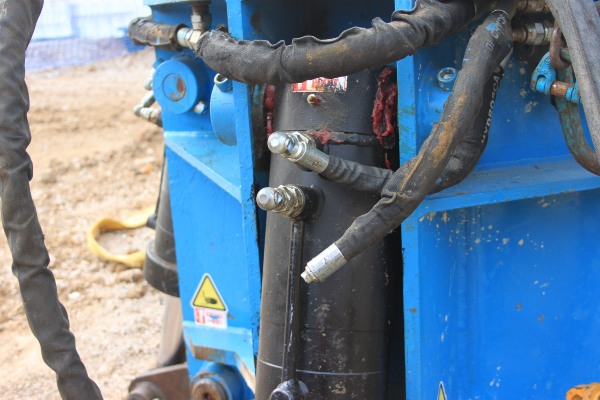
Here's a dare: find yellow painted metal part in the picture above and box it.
[567,383,600,400]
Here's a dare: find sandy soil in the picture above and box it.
[0,49,168,400]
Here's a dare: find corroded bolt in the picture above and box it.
[307,94,320,106]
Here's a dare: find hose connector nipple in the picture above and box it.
[267,131,329,173]
[301,243,348,283]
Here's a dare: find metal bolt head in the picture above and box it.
[193,100,209,115]
[307,94,320,106]
[268,132,292,154]
[256,187,279,211]
[437,67,457,91]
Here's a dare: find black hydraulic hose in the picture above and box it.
[333,8,513,262]
[429,65,504,194]
[128,17,186,52]
[0,1,103,399]
[546,0,600,165]
[318,66,505,195]
[195,0,475,85]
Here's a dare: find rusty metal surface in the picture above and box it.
[567,383,600,400]
[549,21,570,70]
[556,67,600,176]
[549,80,570,98]
[128,363,191,400]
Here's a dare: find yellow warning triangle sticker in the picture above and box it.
[438,382,447,400]
[192,274,227,311]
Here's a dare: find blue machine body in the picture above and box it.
[144,0,600,398]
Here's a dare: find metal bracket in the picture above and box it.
[531,53,581,103]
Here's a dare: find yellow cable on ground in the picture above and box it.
[86,206,156,268]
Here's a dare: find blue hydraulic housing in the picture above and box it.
[144,0,600,399]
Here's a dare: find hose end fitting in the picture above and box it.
[268,132,292,155]
[302,243,348,283]
[267,131,329,173]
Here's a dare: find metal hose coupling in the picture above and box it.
[256,184,324,221]
[268,131,329,173]
[301,243,348,283]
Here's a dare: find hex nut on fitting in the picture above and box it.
[193,100,209,115]
[185,29,204,49]
[256,185,305,219]
[302,243,348,283]
[437,67,457,91]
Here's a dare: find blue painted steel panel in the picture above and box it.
[417,189,600,399]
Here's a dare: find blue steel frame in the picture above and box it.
[397,1,600,399]
[146,0,600,398]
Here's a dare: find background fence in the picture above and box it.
[26,1,151,71]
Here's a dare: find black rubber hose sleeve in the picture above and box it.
[318,66,505,195]
[128,16,186,52]
[319,156,394,194]
[0,1,103,398]
[429,65,504,194]
[195,0,474,85]
[334,10,513,261]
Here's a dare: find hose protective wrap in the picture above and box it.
[429,66,504,194]
[0,1,103,399]
[319,66,504,195]
[334,11,513,261]
[128,16,185,52]
[195,0,475,85]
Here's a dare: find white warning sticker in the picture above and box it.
[292,76,348,93]
[191,274,228,329]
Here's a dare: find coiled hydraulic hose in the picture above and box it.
[0,1,103,398]
[302,5,515,283]
[317,65,505,195]
[195,0,475,85]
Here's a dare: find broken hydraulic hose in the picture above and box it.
[0,1,103,399]
[546,0,600,165]
[195,0,475,85]
[268,63,506,195]
[301,6,514,283]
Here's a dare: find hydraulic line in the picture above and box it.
[195,0,475,85]
[546,0,600,164]
[128,17,188,52]
[0,1,103,398]
[315,65,505,195]
[303,6,514,283]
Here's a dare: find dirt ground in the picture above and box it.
[0,49,168,399]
